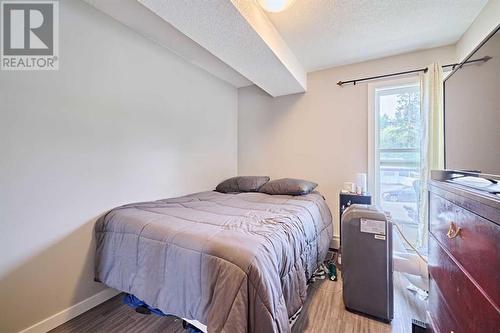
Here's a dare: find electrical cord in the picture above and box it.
[392,222,428,264]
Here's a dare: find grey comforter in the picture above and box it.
[95,191,332,333]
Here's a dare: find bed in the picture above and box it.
[95,190,332,333]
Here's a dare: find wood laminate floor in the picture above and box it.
[50,272,425,333]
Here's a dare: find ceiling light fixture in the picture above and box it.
[257,0,295,13]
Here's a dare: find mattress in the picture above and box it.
[95,190,332,333]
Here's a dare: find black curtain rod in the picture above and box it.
[336,56,491,86]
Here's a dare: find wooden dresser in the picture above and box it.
[427,178,500,333]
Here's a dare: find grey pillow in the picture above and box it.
[215,176,270,193]
[259,178,318,196]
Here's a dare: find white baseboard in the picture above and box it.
[330,235,340,250]
[19,288,120,333]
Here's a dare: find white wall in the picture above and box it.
[0,1,237,332]
[456,0,500,61]
[238,46,456,240]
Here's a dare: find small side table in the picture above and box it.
[339,192,372,247]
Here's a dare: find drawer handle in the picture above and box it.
[446,222,462,239]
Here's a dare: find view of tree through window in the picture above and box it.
[380,91,420,149]
[376,84,421,248]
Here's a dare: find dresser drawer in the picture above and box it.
[429,192,500,306]
[428,278,459,333]
[429,237,500,333]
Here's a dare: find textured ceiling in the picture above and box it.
[85,0,489,96]
[265,0,489,71]
[138,0,306,96]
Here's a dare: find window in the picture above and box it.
[368,78,422,248]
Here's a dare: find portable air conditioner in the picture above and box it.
[341,204,393,322]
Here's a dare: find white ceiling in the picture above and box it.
[265,0,489,71]
[138,0,306,96]
[85,0,307,96]
[85,0,489,96]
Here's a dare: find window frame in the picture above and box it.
[367,76,421,205]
